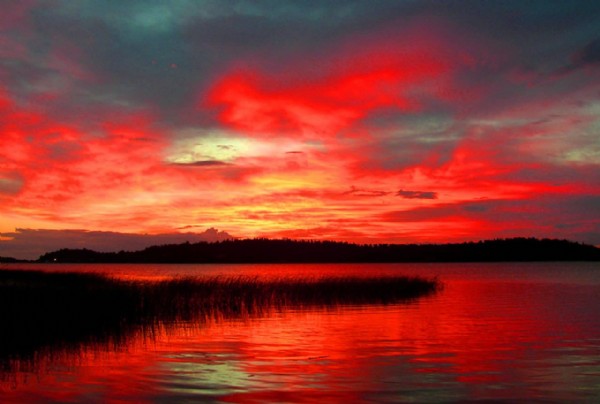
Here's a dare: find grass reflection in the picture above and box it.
[0,269,440,375]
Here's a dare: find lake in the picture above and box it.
[1,262,599,403]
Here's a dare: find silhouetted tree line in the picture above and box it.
[0,256,25,263]
[37,237,600,263]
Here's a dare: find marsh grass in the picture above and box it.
[0,269,440,373]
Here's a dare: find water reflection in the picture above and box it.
[1,264,600,402]
[0,269,438,397]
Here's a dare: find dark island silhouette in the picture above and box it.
[35,237,600,263]
[0,256,23,263]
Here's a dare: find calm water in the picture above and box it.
[1,262,599,403]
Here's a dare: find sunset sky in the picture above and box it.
[1,1,599,259]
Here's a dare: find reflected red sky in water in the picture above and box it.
[2,263,599,403]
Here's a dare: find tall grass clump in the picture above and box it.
[0,269,440,370]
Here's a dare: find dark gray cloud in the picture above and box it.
[344,187,391,197]
[422,0,600,72]
[397,190,438,200]
[0,172,23,195]
[555,38,600,75]
[170,160,230,167]
[15,1,402,122]
[570,38,600,68]
[0,228,234,260]
[4,0,599,129]
[358,133,457,172]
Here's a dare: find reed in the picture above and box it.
[0,269,440,369]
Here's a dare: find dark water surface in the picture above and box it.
[1,262,599,403]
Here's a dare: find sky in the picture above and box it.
[1,0,599,259]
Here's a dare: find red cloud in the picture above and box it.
[0,86,172,228]
[204,22,478,138]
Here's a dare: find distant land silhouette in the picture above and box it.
[0,256,23,263]
[24,238,600,263]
